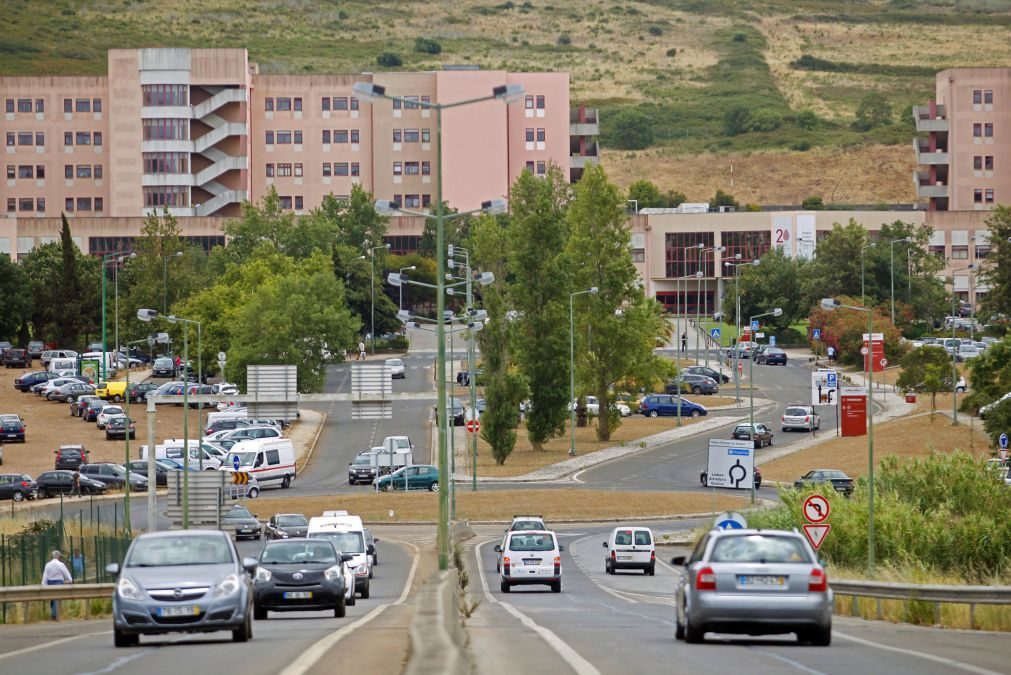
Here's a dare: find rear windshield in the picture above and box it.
[510,520,545,531]
[634,531,652,545]
[821,470,849,479]
[785,408,809,416]
[277,515,307,527]
[261,541,336,565]
[710,535,812,564]
[508,533,555,551]
[2,421,21,430]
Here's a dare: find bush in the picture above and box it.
[376,52,402,68]
[414,37,442,55]
[791,140,812,152]
[723,105,752,136]
[853,92,893,131]
[608,108,654,150]
[796,109,819,130]
[665,47,677,57]
[732,32,747,42]
[749,109,782,132]
[648,25,663,36]
[801,195,825,210]
[557,33,571,46]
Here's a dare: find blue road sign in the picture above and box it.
[1001,433,1008,450]
[751,320,760,332]
[770,335,777,346]
[232,454,240,471]
[710,328,721,340]
[826,372,838,388]
[717,519,744,530]
[813,328,821,341]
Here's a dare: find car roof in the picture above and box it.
[136,529,229,541]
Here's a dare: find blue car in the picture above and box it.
[639,394,707,418]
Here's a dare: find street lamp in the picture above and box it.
[681,243,703,363]
[724,258,760,405]
[699,247,725,366]
[569,287,598,456]
[101,250,135,382]
[748,307,782,504]
[361,77,523,573]
[367,243,391,354]
[399,265,417,310]
[163,250,183,315]
[860,242,876,306]
[951,264,974,425]
[890,237,912,324]
[120,337,150,536]
[820,297,876,573]
[674,272,702,427]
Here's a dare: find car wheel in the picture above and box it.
[500,580,510,593]
[690,410,701,418]
[649,410,658,418]
[254,605,267,621]
[281,475,291,489]
[374,555,378,566]
[692,386,702,395]
[232,612,252,642]
[382,483,392,492]
[683,615,705,644]
[675,610,686,641]
[248,487,260,499]
[605,560,612,574]
[646,564,655,576]
[106,434,112,441]
[361,580,370,600]
[113,395,122,403]
[113,626,138,648]
[802,623,832,646]
[430,481,439,492]
[782,427,788,433]
[768,437,773,446]
[46,393,53,401]
[550,580,561,593]
[12,491,24,502]
[67,395,75,404]
[334,593,346,618]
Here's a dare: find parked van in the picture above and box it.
[223,438,296,488]
[41,350,78,369]
[204,409,248,434]
[307,515,372,598]
[138,440,223,470]
[603,526,655,575]
[47,357,78,374]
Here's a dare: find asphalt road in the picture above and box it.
[0,529,422,675]
[467,522,1010,675]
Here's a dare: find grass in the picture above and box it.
[250,489,748,523]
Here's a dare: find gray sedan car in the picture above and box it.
[673,529,832,645]
[107,530,257,647]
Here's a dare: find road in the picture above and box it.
[466,522,1010,675]
[0,527,428,675]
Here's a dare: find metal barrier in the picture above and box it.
[0,583,114,622]
[832,579,1011,628]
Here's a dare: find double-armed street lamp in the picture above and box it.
[399,265,417,310]
[569,287,598,456]
[860,242,876,306]
[699,246,725,366]
[674,272,702,426]
[748,307,782,503]
[723,257,760,405]
[101,251,135,381]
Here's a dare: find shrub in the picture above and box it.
[608,108,654,150]
[414,37,442,55]
[796,109,819,130]
[709,189,739,210]
[791,140,812,151]
[801,195,825,210]
[376,52,402,68]
[665,47,677,57]
[557,33,572,46]
[749,109,782,132]
[723,105,752,136]
[853,92,893,131]
[732,32,747,42]
[648,25,663,36]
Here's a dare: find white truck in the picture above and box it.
[373,436,414,475]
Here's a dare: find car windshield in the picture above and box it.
[126,535,232,567]
[277,515,307,527]
[710,535,812,564]
[510,520,545,531]
[154,358,173,367]
[314,531,365,554]
[260,541,336,565]
[353,455,372,466]
[785,408,809,416]
[508,533,555,551]
[387,359,403,367]
[226,452,256,466]
[227,506,254,519]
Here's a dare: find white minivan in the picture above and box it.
[495,530,564,593]
[138,440,222,470]
[224,438,296,488]
[603,526,655,575]
[307,516,371,599]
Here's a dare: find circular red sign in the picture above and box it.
[466,419,480,433]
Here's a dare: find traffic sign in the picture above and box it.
[803,494,831,523]
[860,347,868,355]
[803,524,831,550]
[751,320,760,332]
[880,358,888,368]
[466,419,480,433]
[769,335,776,346]
[232,471,249,485]
[1000,433,1008,449]
[710,328,721,340]
[714,511,748,530]
[232,455,241,471]
[217,351,226,362]
[826,372,837,388]
[705,439,755,489]
[812,328,821,341]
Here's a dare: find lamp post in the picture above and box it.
[121,337,149,535]
[821,298,876,573]
[367,243,391,354]
[163,250,183,315]
[748,307,782,503]
[674,272,702,427]
[569,287,598,456]
[890,237,912,324]
[724,258,760,405]
[860,242,876,306]
[700,246,725,366]
[951,264,974,425]
[360,82,522,572]
[101,251,134,382]
[399,265,417,310]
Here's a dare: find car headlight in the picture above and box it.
[353,563,369,575]
[280,533,289,538]
[255,567,272,582]
[324,565,342,581]
[213,573,241,597]
[117,576,144,600]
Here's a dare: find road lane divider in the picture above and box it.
[0,631,111,663]
[833,630,1003,675]
[568,534,676,606]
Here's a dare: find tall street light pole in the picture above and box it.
[368,243,391,355]
[950,264,974,426]
[860,242,876,306]
[821,298,876,574]
[674,273,701,426]
[356,79,524,572]
[748,307,782,504]
[163,250,183,315]
[724,258,759,406]
[700,246,725,366]
[569,287,598,457]
[890,237,912,324]
[121,337,149,535]
[101,251,133,382]
[399,265,417,310]
[681,244,703,363]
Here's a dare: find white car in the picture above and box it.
[603,526,655,575]
[386,358,405,379]
[96,405,125,429]
[494,529,564,593]
[38,377,78,398]
[781,405,821,432]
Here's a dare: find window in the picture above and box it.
[294,163,303,177]
[6,198,14,213]
[421,161,430,175]
[63,98,72,113]
[142,84,187,106]
[986,156,994,170]
[265,163,275,177]
[320,130,330,144]
[974,188,983,203]
[76,132,91,146]
[350,129,359,143]
[76,165,92,178]
[976,242,991,258]
[525,95,534,109]
[4,99,12,113]
[94,197,103,212]
[277,130,292,144]
[4,166,12,179]
[405,96,419,110]
[18,197,33,212]
[525,160,534,172]
[277,163,292,177]
[94,165,102,178]
[985,189,995,203]
[393,98,401,110]
[334,130,348,143]
[422,194,431,208]
[393,162,402,175]
[36,165,44,179]
[293,130,303,144]
[143,186,189,207]
[63,132,73,146]
[350,97,359,111]
[93,99,102,113]
[405,161,420,175]
[951,245,969,259]
[420,96,430,108]
[65,198,74,212]
[17,132,32,146]
[536,161,546,175]
[94,132,103,146]
[279,195,293,209]
[984,90,993,105]
[5,133,13,146]
[266,130,274,145]
[17,165,33,179]
[17,99,31,113]
[295,196,303,210]
[36,198,45,212]
[404,129,419,142]
[525,128,534,142]
[974,123,982,137]
[322,163,331,177]
[393,129,402,143]
[405,194,420,208]
[35,132,44,146]
[985,123,993,137]
[76,197,92,211]
[350,162,359,176]
[973,89,982,105]
[265,97,274,111]
[294,97,302,111]
[974,156,983,170]
[35,98,44,113]
[334,97,348,111]
[421,128,430,143]
[536,128,545,142]
[65,164,73,179]
[536,95,545,109]
[276,97,292,111]
[143,153,187,174]
[321,97,330,111]
[75,99,90,113]
[335,162,349,176]
[142,119,185,140]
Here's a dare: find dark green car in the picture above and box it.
[374,464,439,492]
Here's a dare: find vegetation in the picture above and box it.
[978,206,1011,322]
[896,346,955,418]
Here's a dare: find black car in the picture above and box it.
[732,423,774,449]
[253,538,351,619]
[105,415,137,440]
[79,463,148,491]
[348,452,378,485]
[222,504,262,540]
[438,397,466,426]
[456,369,484,386]
[151,357,176,378]
[3,349,30,368]
[72,395,101,417]
[264,513,309,540]
[794,469,855,496]
[54,445,89,470]
[128,381,160,403]
[26,341,45,360]
[127,460,169,487]
[682,366,731,384]
[14,371,58,392]
[35,470,107,498]
[0,473,38,501]
[756,347,788,365]
[0,418,25,442]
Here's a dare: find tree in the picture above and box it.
[866,220,948,328]
[508,166,572,450]
[963,338,1011,415]
[0,254,32,342]
[376,52,402,68]
[749,110,782,132]
[627,180,686,210]
[566,165,670,441]
[414,37,442,55]
[732,248,807,329]
[853,92,892,131]
[896,346,954,420]
[608,108,653,150]
[709,190,739,210]
[723,105,752,136]
[807,295,903,367]
[418,201,473,257]
[978,206,1011,321]
[802,195,825,210]
[801,219,873,308]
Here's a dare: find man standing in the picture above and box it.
[357,340,366,361]
[71,470,81,498]
[681,332,688,353]
[42,550,73,620]
[827,345,836,363]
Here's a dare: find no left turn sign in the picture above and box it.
[803,494,830,523]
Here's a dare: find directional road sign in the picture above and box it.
[710,328,721,340]
[1000,432,1008,450]
[705,439,755,490]
[466,419,480,433]
[803,524,831,550]
[232,454,241,471]
[714,511,748,530]
[751,320,760,332]
[803,494,831,523]
[812,328,821,341]
[231,471,249,485]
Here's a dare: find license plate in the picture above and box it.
[523,559,540,566]
[156,605,200,617]
[240,528,252,533]
[617,555,632,561]
[739,575,786,586]
[283,591,312,599]
[4,434,17,439]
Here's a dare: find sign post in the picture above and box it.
[705,439,755,490]
[802,493,831,550]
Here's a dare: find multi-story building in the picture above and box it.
[914,68,1011,211]
[0,47,598,257]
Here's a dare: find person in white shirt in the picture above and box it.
[42,550,73,620]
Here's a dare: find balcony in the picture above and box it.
[913,171,947,199]
[571,142,600,169]
[569,107,599,136]
[913,138,948,165]
[912,104,948,132]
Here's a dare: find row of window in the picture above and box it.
[391,194,432,208]
[4,197,104,213]
[143,186,189,208]
[392,128,430,143]
[6,164,45,179]
[143,119,187,141]
[5,131,45,146]
[524,128,547,142]
[973,155,994,171]
[971,89,994,105]
[265,130,303,145]
[973,188,996,204]
[524,160,547,175]
[267,97,366,112]
[392,161,431,176]
[6,197,45,212]
[322,129,360,144]
[4,131,103,147]
[320,97,360,112]
[143,152,188,174]
[265,162,363,177]
[3,98,103,114]
[63,131,103,146]
[943,245,991,259]
[5,164,103,180]
[278,195,304,210]
[64,197,104,212]
[524,95,547,110]
[142,85,188,107]
[972,122,994,138]
[392,96,431,111]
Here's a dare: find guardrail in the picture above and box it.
[0,583,114,621]
[832,579,1011,628]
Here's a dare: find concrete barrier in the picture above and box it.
[404,569,470,675]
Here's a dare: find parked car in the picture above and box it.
[956,345,981,362]
[50,381,96,403]
[782,406,821,432]
[95,381,130,402]
[494,530,564,593]
[14,371,59,392]
[105,415,137,440]
[38,377,79,398]
[667,374,719,396]
[3,349,30,368]
[437,397,466,426]
[0,418,25,442]
[151,357,177,378]
[603,526,655,575]
[264,513,309,540]
[96,405,125,429]
[218,426,283,444]
[755,347,788,365]
[979,392,1011,420]
[700,466,762,489]
[0,473,38,501]
[456,368,483,386]
[128,381,160,403]
[82,398,107,422]
[26,341,45,360]
[726,341,757,359]
[107,530,255,647]
[222,504,262,540]
[639,394,707,418]
[672,528,832,645]
[126,460,170,487]
[0,341,12,357]
[252,538,350,619]
[54,445,89,470]
[36,470,107,498]
[374,464,439,492]
[794,469,855,496]
[682,365,731,384]
[71,395,101,417]
[79,463,148,491]
[204,418,254,437]
[386,358,406,379]
[185,384,217,408]
[732,423,774,448]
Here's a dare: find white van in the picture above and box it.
[47,357,78,374]
[603,526,655,575]
[223,438,295,488]
[307,516,371,598]
[138,440,222,470]
[205,409,248,427]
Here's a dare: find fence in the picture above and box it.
[832,579,1011,629]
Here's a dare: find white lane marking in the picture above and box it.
[748,647,829,675]
[475,539,602,675]
[833,630,1003,675]
[74,649,152,675]
[279,538,420,675]
[568,534,673,606]
[0,630,110,662]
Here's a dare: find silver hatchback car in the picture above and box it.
[781,405,821,432]
[107,530,257,647]
[673,529,832,645]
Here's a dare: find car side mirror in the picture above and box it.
[602,542,608,548]
[340,553,354,563]
[373,538,380,543]
[242,557,258,574]
[105,563,120,576]
[493,545,502,553]
[818,558,828,569]
[558,545,565,552]
[671,555,687,566]
[367,544,375,555]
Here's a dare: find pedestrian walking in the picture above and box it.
[42,550,73,620]
[827,345,836,363]
[71,548,85,579]
[681,332,688,353]
[71,470,81,498]
[356,340,366,361]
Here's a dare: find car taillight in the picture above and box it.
[809,568,828,592]
[781,415,785,422]
[20,481,29,488]
[650,551,655,562]
[610,550,616,561]
[696,566,716,591]
[805,416,810,422]
[503,556,511,576]
[554,556,561,575]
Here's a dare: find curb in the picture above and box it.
[295,409,326,476]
